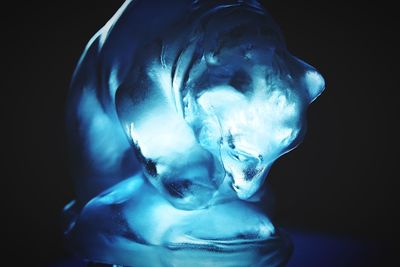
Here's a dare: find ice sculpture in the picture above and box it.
[64,0,325,266]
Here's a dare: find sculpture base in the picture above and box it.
[84,229,292,267]
[65,178,292,267]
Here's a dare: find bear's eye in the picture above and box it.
[226,133,250,162]
[145,159,157,177]
[227,132,236,149]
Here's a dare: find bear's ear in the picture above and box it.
[303,69,325,103]
[287,56,325,103]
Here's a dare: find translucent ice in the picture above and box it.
[64,0,324,266]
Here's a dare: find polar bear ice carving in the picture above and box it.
[64,1,325,266]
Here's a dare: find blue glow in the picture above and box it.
[64,0,324,266]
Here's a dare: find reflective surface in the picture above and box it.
[64,0,324,266]
[54,231,385,267]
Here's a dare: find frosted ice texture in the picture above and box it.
[64,0,325,266]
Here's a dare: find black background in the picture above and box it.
[3,1,398,266]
